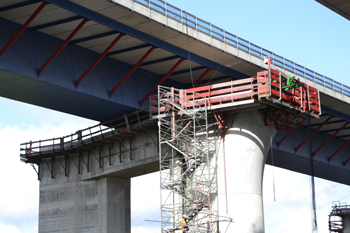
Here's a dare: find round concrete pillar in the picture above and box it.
[342,213,350,233]
[216,110,276,233]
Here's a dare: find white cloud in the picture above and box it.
[263,165,350,233]
[1,102,350,233]
[0,223,21,233]
[131,172,160,229]
[0,106,96,233]
[132,226,158,233]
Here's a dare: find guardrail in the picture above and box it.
[20,108,151,159]
[132,0,350,97]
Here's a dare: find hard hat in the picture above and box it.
[183,215,187,218]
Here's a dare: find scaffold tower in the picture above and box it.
[150,57,322,233]
[154,86,218,233]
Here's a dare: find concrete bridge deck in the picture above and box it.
[3,1,349,231]
[0,0,349,120]
[3,0,348,186]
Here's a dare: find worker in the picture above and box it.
[181,215,189,233]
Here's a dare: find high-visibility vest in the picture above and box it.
[181,218,187,230]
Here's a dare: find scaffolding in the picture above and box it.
[154,86,218,232]
[150,57,322,232]
[329,201,350,232]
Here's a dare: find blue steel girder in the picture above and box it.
[0,16,184,121]
[194,75,232,86]
[321,126,350,134]
[272,114,350,185]
[30,15,83,31]
[0,0,45,12]
[286,106,350,152]
[70,31,120,44]
[0,0,247,121]
[45,0,248,80]
[337,134,350,139]
[311,119,344,127]
[107,44,151,56]
[140,55,179,67]
[171,66,206,76]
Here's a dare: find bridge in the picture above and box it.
[0,0,349,232]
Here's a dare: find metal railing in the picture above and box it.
[131,0,350,97]
[20,109,150,158]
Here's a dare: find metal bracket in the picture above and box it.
[59,156,69,176]
[45,157,54,179]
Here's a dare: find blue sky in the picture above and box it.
[0,0,350,232]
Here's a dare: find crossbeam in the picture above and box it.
[109,46,156,95]
[0,1,47,57]
[313,122,349,157]
[193,68,211,87]
[38,18,88,73]
[328,138,350,162]
[75,33,124,85]
[295,116,333,152]
[277,118,306,146]
[140,57,185,104]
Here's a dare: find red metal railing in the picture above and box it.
[150,67,321,118]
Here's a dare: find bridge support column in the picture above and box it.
[97,177,131,233]
[343,214,350,233]
[217,110,276,233]
[39,174,130,233]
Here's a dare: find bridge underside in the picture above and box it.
[1,0,349,200]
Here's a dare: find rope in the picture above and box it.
[271,136,276,202]
[307,84,318,232]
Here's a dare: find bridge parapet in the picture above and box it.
[112,0,350,102]
[21,109,160,180]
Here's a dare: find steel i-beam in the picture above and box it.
[295,116,333,152]
[277,118,306,146]
[193,68,212,87]
[328,138,350,162]
[343,155,350,167]
[140,57,185,104]
[109,46,156,95]
[75,33,124,85]
[38,18,88,73]
[313,121,349,157]
[0,1,47,57]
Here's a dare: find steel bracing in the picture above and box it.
[156,86,218,233]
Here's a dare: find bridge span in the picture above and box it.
[0,0,349,232]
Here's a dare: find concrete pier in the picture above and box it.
[39,175,131,233]
[344,215,350,233]
[37,128,160,233]
[217,110,276,232]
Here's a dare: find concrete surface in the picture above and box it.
[37,129,162,232]
[344,214,350,233]
[216,110,276,232]
[39,176,130,233]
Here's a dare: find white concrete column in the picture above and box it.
[97,177,131,233]
[38,175,130,233]
[343,214,350,233]
[216,110,276,233]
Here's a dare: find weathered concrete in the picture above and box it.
[339,208,350,233]
[39,176,130,233]
[216,110,276,232]
[344,215,350,233]
[38,129,161,233]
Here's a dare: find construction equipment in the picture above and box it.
[329,201,350,232]
[151,56,321,232]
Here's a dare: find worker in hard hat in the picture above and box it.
[181,215,189,233]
